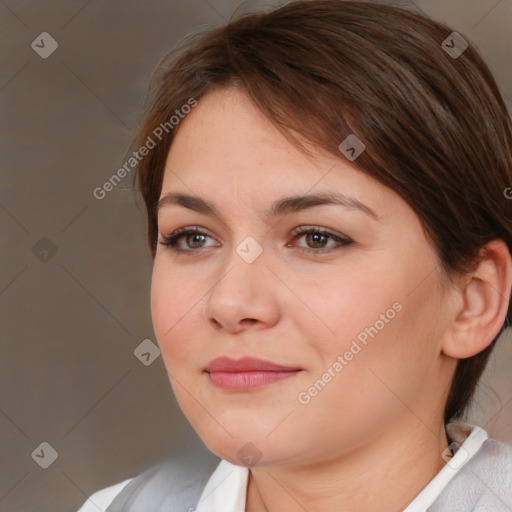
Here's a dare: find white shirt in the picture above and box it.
[77,423,498,512]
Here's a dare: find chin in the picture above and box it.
[203,436,281,468]
[190,416,287,466]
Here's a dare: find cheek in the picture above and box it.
[292,263,400,357]
[150,261,201,368]
[294,255,441,397]
[288,292,435,452]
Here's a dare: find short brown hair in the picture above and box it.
[131,0,512,423]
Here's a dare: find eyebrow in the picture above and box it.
[156,191,379,221]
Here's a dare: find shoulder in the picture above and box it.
[77,449,222,512]
[432,436,512,511]
[77,478,133,512]
[469,436,512,478]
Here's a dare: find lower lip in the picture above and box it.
[207,370,301,391]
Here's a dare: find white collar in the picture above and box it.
[195,422,489,512]
[403,422,489,511]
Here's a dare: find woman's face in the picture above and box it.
[151,87,457,467]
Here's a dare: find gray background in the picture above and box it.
[1,0,511,511]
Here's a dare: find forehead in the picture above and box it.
[164,88,309,176]
[159,87,406,224]
[163,88,366,190]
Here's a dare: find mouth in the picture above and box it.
[204,356,303,392]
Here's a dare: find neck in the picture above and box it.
[245,418,449,512]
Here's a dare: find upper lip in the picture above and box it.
[205,356,302,373]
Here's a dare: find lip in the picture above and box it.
[205,356,302,391]
[205,356,302,373]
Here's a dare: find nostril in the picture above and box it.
[208,318,222,330]
[240,318,258,327]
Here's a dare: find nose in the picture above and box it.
[202,242,281,334]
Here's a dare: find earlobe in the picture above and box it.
[442,239,512,359]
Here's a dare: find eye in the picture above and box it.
[289,226,353,252]
[158,226,217,253]
[158,225,353,255]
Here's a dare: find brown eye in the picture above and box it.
[304,232,329,248]
[158,226,217,252]
[290,226,353,253]
[184,233,208,248]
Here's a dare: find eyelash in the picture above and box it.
[158,225,353,255]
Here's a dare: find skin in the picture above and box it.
[150,87,512,511]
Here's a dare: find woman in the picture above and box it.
[78,0,512,510]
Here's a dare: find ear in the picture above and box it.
[442,239,512,359]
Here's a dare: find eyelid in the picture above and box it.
[290,225,347,239]
[289,225,353,252]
